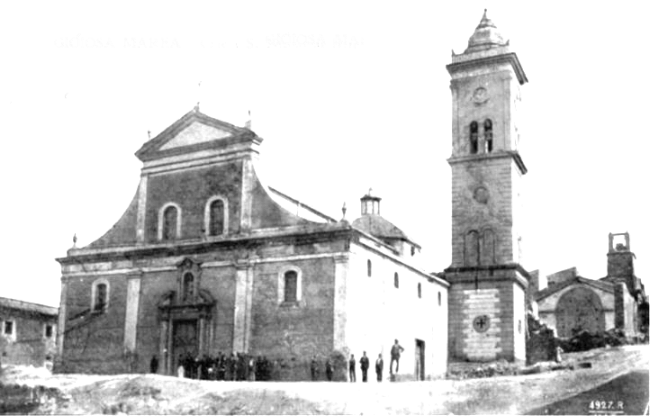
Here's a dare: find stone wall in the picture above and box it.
[0,308,56,367]
[538,283,615,338]
[447,268,527,362]
[60,274,129,373]
[250,257,335,363]
[145,162,244,243]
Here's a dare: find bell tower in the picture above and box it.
[444,11,530,362]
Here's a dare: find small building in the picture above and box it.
[534,233,648,339]
[55,108,449,379]
[0,297,58,367]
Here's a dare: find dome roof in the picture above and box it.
[465,10,508,53]
[352,214,409,241]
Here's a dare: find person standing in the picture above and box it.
[325,358,333,381]
[177,356,185,378]
[375,353,384,382]
[310,356,319,381]
[390,339,404,375]
[348,354,356,382]
[150,355,159,374]
[360,352,369,382]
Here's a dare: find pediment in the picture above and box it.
[135,109,256,162]
[159,121,232,150]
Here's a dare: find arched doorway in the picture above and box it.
[556,286,605,337]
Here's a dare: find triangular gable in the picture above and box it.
[135,109,255,161]
[159,121,232,150]
[535,276,614,302]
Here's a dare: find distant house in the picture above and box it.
[533,233,648,339]
[0,297,58,367]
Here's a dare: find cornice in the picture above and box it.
[447,52,528,85]
[58,224,355,265]
[447,150,528,175]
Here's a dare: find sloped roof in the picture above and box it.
[0,297,58,316]
[351,214,420,248]
[535,276,614,302]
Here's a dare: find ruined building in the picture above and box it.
[534,232,648,339]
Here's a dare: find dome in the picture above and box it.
[465,10,508,53]
[352,214,409,242]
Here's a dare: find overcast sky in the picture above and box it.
[1,1,647,307]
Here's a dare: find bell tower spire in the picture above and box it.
[444,10,530,363]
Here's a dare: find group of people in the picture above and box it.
[347,340,404,382]
[308,339,405,382]
[151,339,405,382]
[151,352,274,381]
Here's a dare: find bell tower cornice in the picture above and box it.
[447,51,528,85]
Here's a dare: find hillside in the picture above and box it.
[0,345,647,414]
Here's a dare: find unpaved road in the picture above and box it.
[1,345,647,414]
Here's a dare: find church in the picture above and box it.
[57,11,644,379]
[54,103,449,377]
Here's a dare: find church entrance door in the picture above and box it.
[172,320,198,375]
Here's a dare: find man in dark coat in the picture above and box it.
[359,352,370,382]
[150,355,159,374]
[375,353,384,382]
[348,354,356,382]
[390,339,404,374]
[325,358,333,381]
[310,356,319,381]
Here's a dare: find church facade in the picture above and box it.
[55,109,449,379]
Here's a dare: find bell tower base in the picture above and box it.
[445,264,529,362]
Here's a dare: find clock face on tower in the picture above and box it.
[472,87,488,105]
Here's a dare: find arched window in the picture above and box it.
[278,267,303,304]
[159,203,182,241]
[284,271,298,303]
[182,273,194,301]
[482,229,496,265]
[92,279,110,313]
[465,230,480,266]
[205,196,228,237]
[394,272,399,289]
[367,260,372,277]
[417,283,422,298]
[484,119,493,153]
[469,121,479,154]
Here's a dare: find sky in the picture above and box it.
[0,1,648,307]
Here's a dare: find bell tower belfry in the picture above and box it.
[444,10,530,362]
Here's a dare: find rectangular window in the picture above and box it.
[4,321,14,336]
[44,324,53,338]
[284,272,298,303]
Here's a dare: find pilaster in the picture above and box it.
[240,158,254,233]
[135,175,148,244]
[124,270,143,353]
[56,277,68,358]
[333,254,349,352]
[233,262,254,352]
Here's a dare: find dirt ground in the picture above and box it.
[1,345,647,415]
